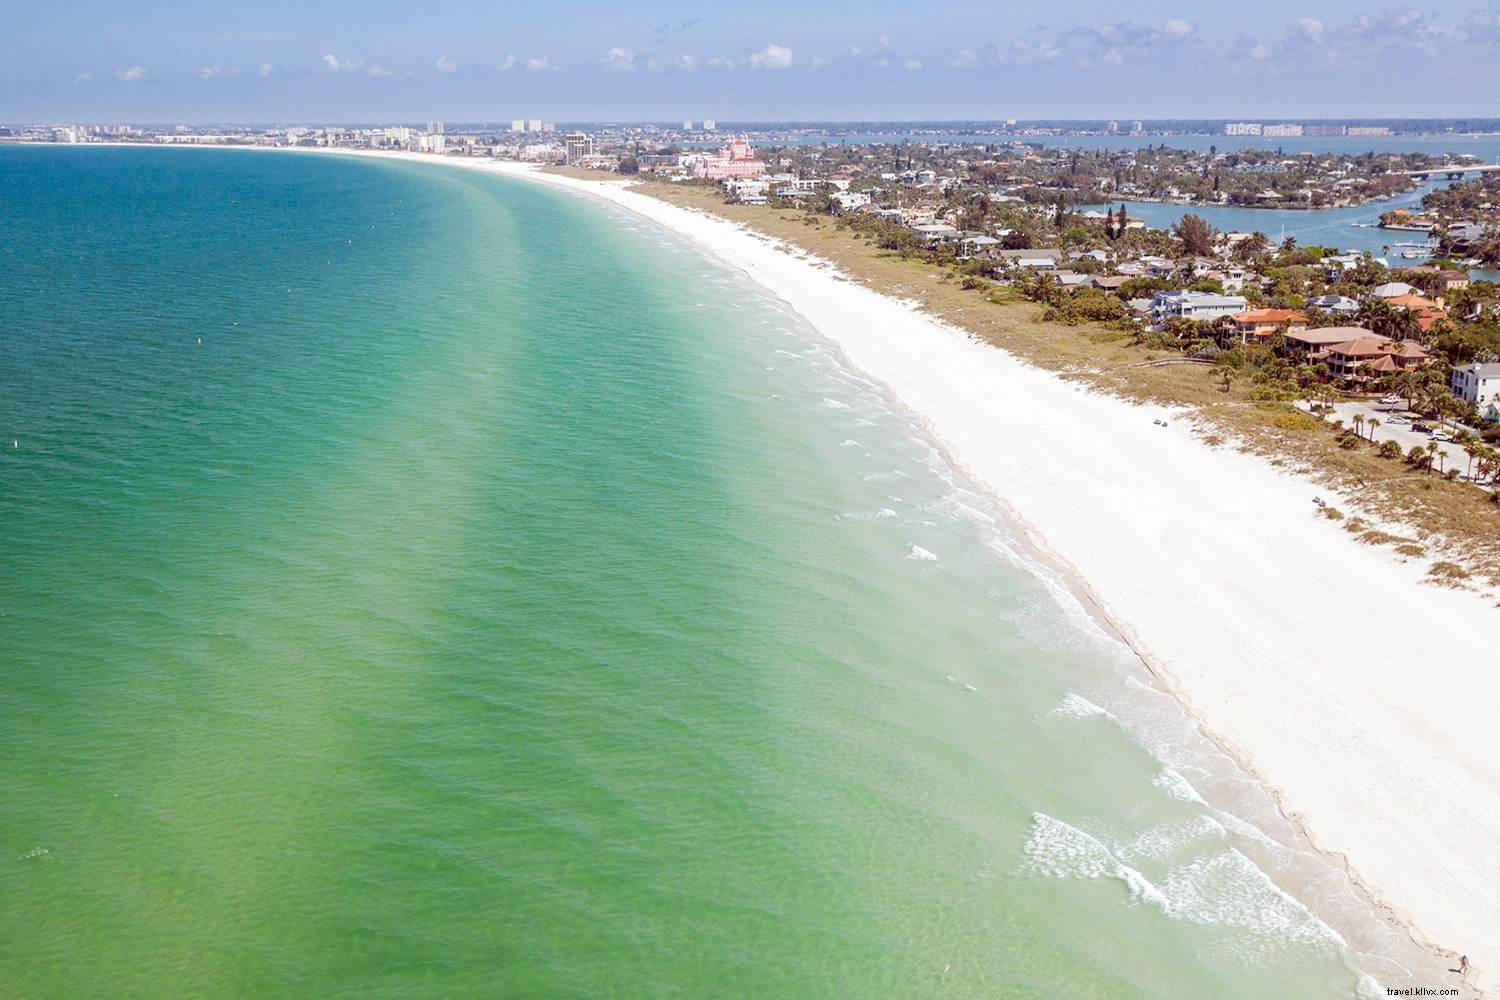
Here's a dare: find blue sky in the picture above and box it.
[8,1,1500,123]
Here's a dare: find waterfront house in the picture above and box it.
[1150,290,1248,326]
[995,248,1063,269]
[1284,326,1430,379]
[1231,308,1309,345]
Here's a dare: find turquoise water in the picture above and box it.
[0,147,1435,997]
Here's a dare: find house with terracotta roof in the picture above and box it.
[1283,326,1430,379]
[1386,292,1449,332]
[1231,308,1308,344]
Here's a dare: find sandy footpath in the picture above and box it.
[387,152,1497,992]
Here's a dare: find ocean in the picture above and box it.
[0,146,1436,997]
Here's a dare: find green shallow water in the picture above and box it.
[0,147,1419,997]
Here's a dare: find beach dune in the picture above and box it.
[474,158,1498,993]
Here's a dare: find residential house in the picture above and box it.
[1451,363,1500,407]
[1204,266,1246,291]
[1305,294,1360,315]
[1283,326,1430,379]
[1230,308,1308,345]
[1394,265,1470,291]
[1051,270,1097,289]
[1150,290,1248,326]
[1386,292,1448,332]
[995,248,1064,269]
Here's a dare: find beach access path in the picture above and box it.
[444,157,1498,993]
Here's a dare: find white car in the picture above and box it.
[1380,395,1402,404]
[1432,431,1454,442]
[1386,416,1409,424]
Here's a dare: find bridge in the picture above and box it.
[1399,163,1500,180]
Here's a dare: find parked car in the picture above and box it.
[1412,423,1433,434]
[1386,415,1409,424]
[1432,431,1454,442]
[1380,395,1402,405]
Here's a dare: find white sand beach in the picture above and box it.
[428,155,1497,992]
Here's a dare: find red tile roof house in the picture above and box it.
[1385,292,1450,332]
[1284,326,1430,379]
[1231,308,1309,345]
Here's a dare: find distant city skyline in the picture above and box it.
[8,1,1500,123]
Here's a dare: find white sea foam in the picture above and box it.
[1152,767,1208,805]
[838,439,861,448]
[1160,848,1345,955]
[1114,816,1225,865]
[818,397,851,410]
[877,508,897,519]
[1022,815,1342,959]
[906,544,938,562]
[1045,693,1115,720]
[1019,813,1168,908]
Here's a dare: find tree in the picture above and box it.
[1427,440,1442,474]
[1460,432,1481,479]
[1173,213,1216,257]
[1366,416,1380,441]
[1394,370,1424,410]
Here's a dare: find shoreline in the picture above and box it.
[473,160,1497,993]
[317,149,1494,992]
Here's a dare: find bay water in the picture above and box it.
[0,146,1437,996]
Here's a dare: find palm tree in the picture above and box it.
[1352,413,1365,440]
[1394,370,1422,411]
[1460,432,1481,480]
[1366,416,1380,441]
[1427,440,1442,475]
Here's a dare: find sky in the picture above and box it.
[7,1,1500,124]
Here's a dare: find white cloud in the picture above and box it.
[1163,18,1195,37]
[74,72,92,84]
[525,56,554,72]
[748,43,793,70]
[258,62,274,77]
[602,46,635,71]
[367,65,395,77]
[707,55,735,70]
[1249,43,1273,59]
[1298,17,1324,42]
[322,54,362,73]
[903,58,922,70]
[436,55,458,73]
[1099,49,1123,65]
[198,66,221,79]
[117,66,147,82]
[494,55,516,72]
[645,53,697,72]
